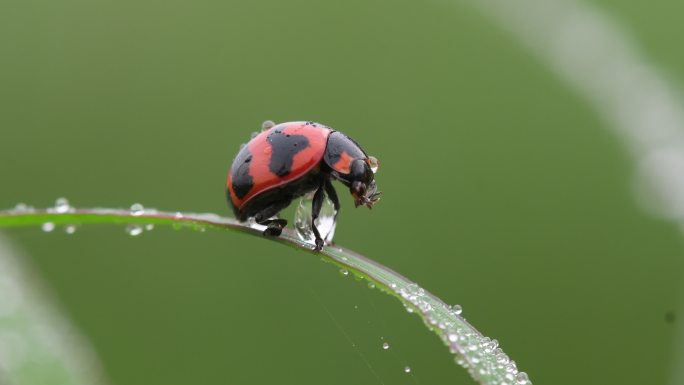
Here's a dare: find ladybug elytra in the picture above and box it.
[227,121,380,251]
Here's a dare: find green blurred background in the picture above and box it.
[2,0,684,384]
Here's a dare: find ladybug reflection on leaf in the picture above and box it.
[227,121,381,251]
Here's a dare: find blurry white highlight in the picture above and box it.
[466,0,684,219]
[0,233,108,385]
[463,0,684,382]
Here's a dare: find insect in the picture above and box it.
[227,121,381,251]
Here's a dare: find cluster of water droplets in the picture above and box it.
[337,269,526,382]
[7,193,530,384]
[294,192,337,246]
[12,198,162,237]
[335,265,531,384]
[124,203,159,236]
[449,330,530,385]
[40,198,77,234]
[392,282,531,385]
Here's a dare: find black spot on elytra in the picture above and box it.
[267,130,309,177]
[231,148,254,199]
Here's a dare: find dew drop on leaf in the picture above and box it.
[41,222,55,232]
[54,197,71,214]
[496,352,510,365]
[130,203,145,216]
[126,224,143,236]
[382,342,390,350]
[13,203,29,213]
[507,360,518,373]
[294,192,337,246]
[516,372,530,384]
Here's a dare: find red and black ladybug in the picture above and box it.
[227,121,380,251]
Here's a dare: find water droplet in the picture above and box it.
[448,333,458,342]
[54,197,71,214]
[174,212,183,219]
[507,360,518,373]
[454,355,468,368]
[339,269,349,277]
[64,225,77,234]
[262,120,275,131]
[294,192,337,246]
[404,366,411,373]
[130,203,145,216]
[515,372,530,384]
[126,224,143,236]
[145,224,155,231]
[496,352,510,365]
[13,203,28,213]
[250,131,259,139]
[399,284,425,303]
[382,342,390,350]
[368,156,379,173]
[367,282,375,289]
[415,302,430,312]
[451,304,463,315]
[489,339,499,350]
[42,222,55,232]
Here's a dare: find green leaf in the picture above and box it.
[0,205,532,385]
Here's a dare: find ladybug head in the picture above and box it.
[348,156,381,209]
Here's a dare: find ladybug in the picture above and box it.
[227,121,381,251]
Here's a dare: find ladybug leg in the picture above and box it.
[311,184,326,251]
[254,199,291,237]
[262,219,288,237]
[323,179,340,223]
